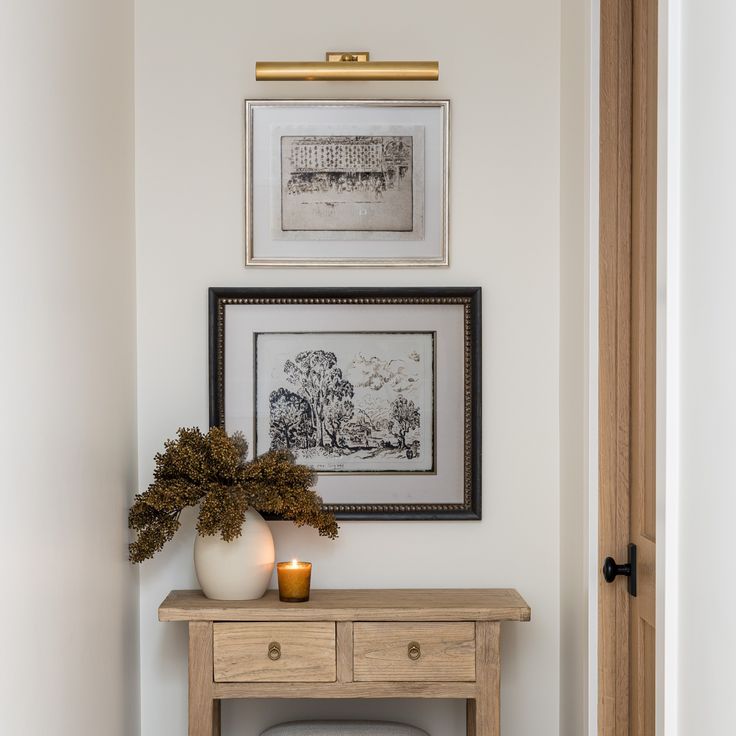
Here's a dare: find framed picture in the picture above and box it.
[245,100,449,267]
[209,287,481,519]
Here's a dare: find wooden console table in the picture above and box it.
[159,589,530,736]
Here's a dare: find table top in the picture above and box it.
[159,588,531,623]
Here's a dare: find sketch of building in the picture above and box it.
[280,135,415,234]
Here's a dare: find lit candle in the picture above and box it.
[276,560,312,603]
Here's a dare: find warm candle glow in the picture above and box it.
[277,560,312,602]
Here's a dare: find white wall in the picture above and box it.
[135,1,585,734]
[0,2,139,735]
[677,1,736,733]
[560,0,590,733]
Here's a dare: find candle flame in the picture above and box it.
[291,559,298,568]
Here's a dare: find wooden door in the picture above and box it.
[599,0,657,734]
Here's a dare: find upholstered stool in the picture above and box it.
[261,722,429,736]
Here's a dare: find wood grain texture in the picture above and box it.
[214,681,478,700]
[188,621,220,736]
[160,589,531,623]
[353,622,476,682]
[213,622,336,683]
[599,1,658,734]
[466,621,500,736]
[336,621,354,683]
[164,589,530,733]
[599,2,633,734]
[467,699,477,736]
[630,1,658,733]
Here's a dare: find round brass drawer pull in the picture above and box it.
[407,641,421,661]
[267,642,282,661]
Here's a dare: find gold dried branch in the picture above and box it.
[128,426,338,563]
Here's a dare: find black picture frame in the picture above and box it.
[209,286,481,520]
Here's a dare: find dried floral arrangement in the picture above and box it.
[128,426,338,563]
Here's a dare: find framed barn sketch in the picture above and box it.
[209,287,481,519]
[245,100,449,267]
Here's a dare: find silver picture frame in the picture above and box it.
[245,100,450,268]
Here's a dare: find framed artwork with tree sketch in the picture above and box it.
[256,331,434,473]
[209,287,481,519]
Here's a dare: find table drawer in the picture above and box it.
[353,622,476,682]
[213,622,336,682]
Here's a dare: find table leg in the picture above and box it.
[189,621,220,736]
[467,621,500,736]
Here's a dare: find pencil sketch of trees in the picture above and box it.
[263,336,432,472]
[323,383,355,448]
[269,387,313,450]
[389,396,421,453]
[281,350,355,449]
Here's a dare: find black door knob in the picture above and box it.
[602,556,630,583]
[601,542,637,597]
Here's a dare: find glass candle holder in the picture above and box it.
[276,560,312,602]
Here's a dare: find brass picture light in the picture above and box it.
[255,52,439,82]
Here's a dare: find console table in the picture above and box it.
[159,588,531,736]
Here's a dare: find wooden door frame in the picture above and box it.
[597,0,658,733]
[598,2,633,732]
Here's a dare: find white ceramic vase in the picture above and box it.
[193,509,275,600]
